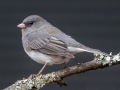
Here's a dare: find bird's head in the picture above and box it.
[17,15,49,34]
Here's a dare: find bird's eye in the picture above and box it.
[24,20,35,27]
[25,21,34,26]
[29,22,33,25]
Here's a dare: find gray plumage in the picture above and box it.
[19,15,108,65]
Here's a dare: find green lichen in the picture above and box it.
[94,53,120,66]
[32,72,56,89]
[9,72,56,90]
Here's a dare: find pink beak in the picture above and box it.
[17,23,26,29]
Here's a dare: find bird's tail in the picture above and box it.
[81,46,109,56]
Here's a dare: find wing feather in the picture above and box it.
[28,36,73,57]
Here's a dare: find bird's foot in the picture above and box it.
[62,65,67,69]
[29,74,38,79]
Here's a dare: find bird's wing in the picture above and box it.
[28,35,73,58]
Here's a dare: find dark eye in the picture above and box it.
[25,21,34,26]
[28,21,34,25]
[29,22,33,25]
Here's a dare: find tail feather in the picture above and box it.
[82,47,109,56]
[67,46,109,56]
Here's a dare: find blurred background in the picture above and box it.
[0,0,120,90]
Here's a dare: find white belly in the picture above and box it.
[26,51,71,65]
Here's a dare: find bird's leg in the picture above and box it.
[37,62,48,75]
[62,62,67,69]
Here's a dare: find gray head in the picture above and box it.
[17,15,49,35]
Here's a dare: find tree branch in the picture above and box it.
[4,53,120,90]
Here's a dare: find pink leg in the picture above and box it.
[37,62,48,75]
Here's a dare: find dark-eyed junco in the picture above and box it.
[17,15,109,75]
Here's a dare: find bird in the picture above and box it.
[17,15,109,75]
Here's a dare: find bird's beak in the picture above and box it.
[17,23,26,29]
